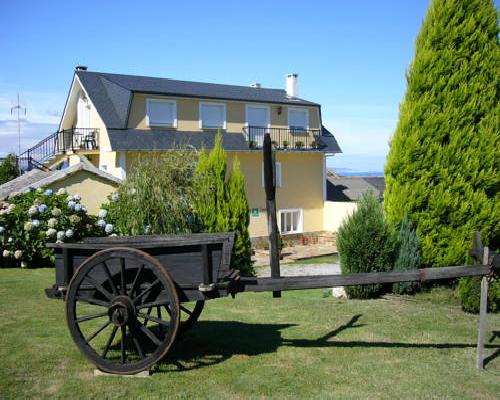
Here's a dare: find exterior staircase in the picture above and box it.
[17,128,99,173]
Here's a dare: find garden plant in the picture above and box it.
[0,188,104,268]
[337,191,395,299]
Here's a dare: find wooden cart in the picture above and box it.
[45,135,498,374]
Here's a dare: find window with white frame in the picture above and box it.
[279,209,303,234]
[288,108,309,130]
[200,102,226,129]
[262,161,281,188]
[146,99,177,127]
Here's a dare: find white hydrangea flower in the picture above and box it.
[52,207,62,217]
[0,226,4,233]
[36,187,43,193]
[24,221,33,231]
[7,237,12,243]
[65,229,74,238]
[48,218,57,228]
[32,219,40,228]
[44,189,53,196]
[69,215,81,224]
[2,249,10,258]
[97,219,106,228]
[57,188,66,195]
[111,193,119,201]
[46,228,57,237]
[7,204,15,213]
[104,224,113,234]
[28,206,38,216]
[20,261,27,268]
[56,231,65,241]
[98,209,108,219]
[14,250,22,260]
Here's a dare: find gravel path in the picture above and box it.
[256,263,341,277]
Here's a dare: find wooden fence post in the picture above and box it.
[476,246,489,369]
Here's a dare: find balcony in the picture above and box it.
[57,128,99,152]
[244,126,323,150]
[17,128,99,172]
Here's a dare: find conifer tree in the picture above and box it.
[193,133,230,233]
[192,133,253,275]
[384,0,499,267]
[228,157,253,275]
[392,216,421,294]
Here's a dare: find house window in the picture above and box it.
[288,108,309,130]
[279,209,303,234]
[146,99,177,127]
[262,162,281,188]
[200,102,226,129]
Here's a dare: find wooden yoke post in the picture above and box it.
[476,245,489,369]
[263,134,281,298]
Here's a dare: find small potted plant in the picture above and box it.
[311,140,319,149]
[249,140,256,149]
[295,141,304,150]
[271,140,278,149]
[283,140,289,150]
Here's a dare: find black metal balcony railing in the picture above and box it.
[17,128,99,173]
[244,126,323,150]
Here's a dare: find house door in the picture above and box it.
[246,105,270,146]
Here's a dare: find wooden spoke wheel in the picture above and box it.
[179,301,205,334]
[66,247,180,374]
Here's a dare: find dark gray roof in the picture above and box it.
[321,126,342,153]
[108,128,342,153]
[326,174,385,202]
[77,70,319,129]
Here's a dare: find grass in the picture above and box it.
[0,268,499,399]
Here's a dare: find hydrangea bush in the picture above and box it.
[0,188,108,268]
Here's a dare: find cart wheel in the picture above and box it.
[66,247,180,374]
[180,301,205,334]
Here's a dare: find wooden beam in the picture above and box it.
[263,133,281,298]
[240,264,492,292]
[476,246,489,369]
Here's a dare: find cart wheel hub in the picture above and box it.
[108,296,135,326]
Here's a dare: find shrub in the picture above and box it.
[0,188,103,267]
[456,275,500,313]
[103,150,199,235]
[0,154,19,185]
[392,216,422,294]
[337,191,395,299]
[384,0,500,268]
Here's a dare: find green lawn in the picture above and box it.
[0,268,498,399]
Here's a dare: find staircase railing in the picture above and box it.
[17,128,99,173]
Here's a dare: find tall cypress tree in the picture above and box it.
[193,133,230,233]
[192,133,253,275]
[228,157,253,276]
[385,0,499,267]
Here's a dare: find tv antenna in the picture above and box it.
[11,93,27,156]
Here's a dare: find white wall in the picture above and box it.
[323,201,358,232]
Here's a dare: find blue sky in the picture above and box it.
[0,0,430,171]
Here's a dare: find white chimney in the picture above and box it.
[250,82,261,88]
[286,73,298,97]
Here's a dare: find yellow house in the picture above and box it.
[19,67,341,239]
